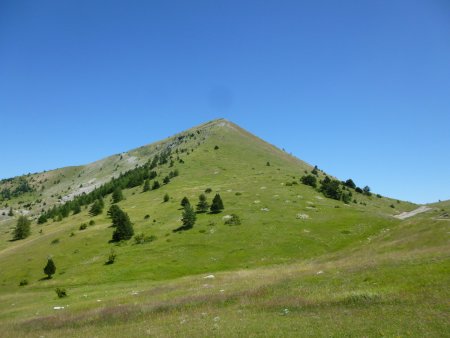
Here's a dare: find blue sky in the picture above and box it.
[0,0,449,204]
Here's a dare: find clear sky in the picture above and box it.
[0,0,449,204]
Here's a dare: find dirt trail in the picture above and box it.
[394,206,432,220]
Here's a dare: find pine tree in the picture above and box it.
[111,207,134,241]
[180,196,190,208]
[181,204,196,230]
[72,202,81,215]
[107,204,121,221]
[196,194,209,213]
[112,187,124,203]
[13,216,31,240]
[210,194,224,213]
[44,257,56,279]
[143,179,150,192]
[152,181,161,190]
[89,199,104,216]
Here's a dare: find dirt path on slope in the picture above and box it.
[394,206,432,220]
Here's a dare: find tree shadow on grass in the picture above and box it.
[38,276,52,281]
[172,225,193,232]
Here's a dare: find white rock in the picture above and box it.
[203,274,215,279]
[296,213,309,220]
[53,306,64,310]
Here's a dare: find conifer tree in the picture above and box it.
[44,257,56,279]
[152,181,161,190]
[181,196,190,208]
[107,204,121,221]
[111,207,134,241]
[89,199,104,216]
[112,187,124,203]
[72,202,81,215]
[143,179,151,192]
[181,204,196,230]
[13,216,31,240]
[210,194,224,213]
[196,194,209,213]
[163,193,169,202]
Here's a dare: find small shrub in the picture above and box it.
[55,287,67,298]
[235,192,242,196]
[205,188,212,194]
[69,232,75,237]
[390,204,395,208]
[214,145,219,150]
[51,238,60,244]
[199,229,206,233]
[106,249,116,265]
[376,194,382,198]
[224,214,241,225]
[163,193,169,202]
[79,223,87,230]
[134,233,157,244]
[144,214,150,219]
[19,279,28,286]
[89,220,95,225]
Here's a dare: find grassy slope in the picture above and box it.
[0,119,447,337]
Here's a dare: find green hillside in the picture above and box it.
[0,119,448,337]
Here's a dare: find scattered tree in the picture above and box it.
[196,194,209,213]
[8,207,13,216]
[181,196,190,208]
[163,176,170,184]
[342,191,352,204]
[210,194,224,213]
[107,204,121,220]
[319,176,342,200]
[72,203,81,215]
[44,257,56,279]
[163,193,170,202]
[111,207,134,241]
[89,198,104,216]
[181,204,196,230]
[142,179,151,192]
[344,179,356,189]
[112,187,124,203]
[363,186,372,196]
[300,175,317,188]
[13,216,31,240]
[152,180,161,190]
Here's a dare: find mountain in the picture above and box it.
[0,119,448,337]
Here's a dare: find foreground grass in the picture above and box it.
[1,211,448,337]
